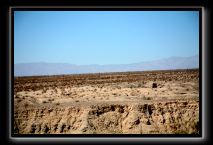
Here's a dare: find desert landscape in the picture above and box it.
[13,69,199,134]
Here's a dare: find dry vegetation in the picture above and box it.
[14,69,199,134]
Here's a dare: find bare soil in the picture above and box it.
[14,69,199,134]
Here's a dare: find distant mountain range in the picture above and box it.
[14,55,199,76]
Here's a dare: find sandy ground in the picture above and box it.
[14,69,199,134]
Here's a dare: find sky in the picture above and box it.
[14,11,199,65]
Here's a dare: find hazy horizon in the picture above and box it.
[14,54,199,65]
[14,55,199,76]
[15,11,199,65]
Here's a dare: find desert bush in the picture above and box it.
[112,93,117,96]
[24,102,29,107]
[147,97,152,100]
[137,83,143,88]
[152,83,157,88]
[42,88,47,94]
[54,88,58,93]
[48,98,54,102]
[42,100,48,103]
[144,97,152,100]
[116,86,121,89]
[129,84,137,88]
[17,99,22,103]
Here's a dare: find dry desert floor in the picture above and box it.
[14,69,199,134]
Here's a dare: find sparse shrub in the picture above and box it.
[54,88,58,93]
[143,96,152,100]
[24,102,29,107]
[129,84,136,88]
[42,100,48,103]
[152,83,157,88]
[65,92,71,96]
[146,97,152,100]
[17,99,22,103]
[112,93,117,96]
[42,88,47,94]
[117,86,121,89]
[138,83,143,88]
[48,98,54,102]
[56,102,60,105]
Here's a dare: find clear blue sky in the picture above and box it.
[14,11,199,65]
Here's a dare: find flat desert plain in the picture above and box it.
[14,69,199,134]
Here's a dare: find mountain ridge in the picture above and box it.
[14,55,199,76]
